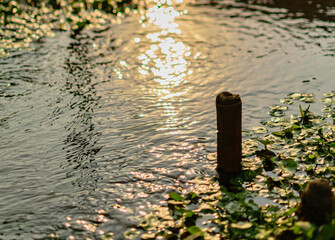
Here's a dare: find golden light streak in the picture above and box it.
[136,0,192,135]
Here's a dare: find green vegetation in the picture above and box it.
[120,92,335,239]
[0,0,136,55]
[0,0,134,20]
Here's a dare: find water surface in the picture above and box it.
[0,0,334,239]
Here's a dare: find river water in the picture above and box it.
[0,0,334,239]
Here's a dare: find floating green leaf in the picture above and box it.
[231,222,253,229]
[289,92,302,99]
[282,158,297,172]
[187,225,202,234]
[253,126,268,133]
[101,233,114,240]
[317,224,335,240]
[169,192,184,201]
[124,228,140,239]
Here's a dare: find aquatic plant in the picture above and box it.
[118,91,335,239]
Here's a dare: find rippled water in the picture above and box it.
[1,0,335,239]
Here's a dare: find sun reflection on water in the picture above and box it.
[60,1,213,237]
[137,0,193,135]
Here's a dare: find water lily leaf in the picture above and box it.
[269,109,286,117]
[240,169,260,182]
[267,205,280,212]
[266,177,281,190]
[187,226,202,234]
[292,183,303,192]
[101,233,114,240]
[231,222,253,229]
[280,97,294,104]
[283,128,294,139]
[262,158,277,171]
[293,221,316,238]
[269,105,287,117]
[141,233,156,239]
[306,153,317,164]
[294,221,313,231]
[291,124,301,130]
[289,93,302,99]
[282,158,297,172]
[256,229,273,239]
[301,97,316,103]
[323,92,335,98]
[317,224,335,240]
[322,107,333,113]
[185,212,198,228]
[201,208,216,214]
[184,232,204,240]
[139,215,159,230]
[256,149,276,159]
[169,192,184,201]
[229,176,243,186]
[168,200,184,205]
[272,128,294,139]
[256,139,275,146]
[185,192,198,201]
[253,126,268,134]
[185,211,196,218]
[320,97,332,106]
[225,201,242,214]
[314,138,325,144]
[124,228,140,239]
[272,131,285,138]
[220,192,236,203]
[173,206,188,214]
[305,165,315,174]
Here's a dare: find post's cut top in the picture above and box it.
[216,91,241,106]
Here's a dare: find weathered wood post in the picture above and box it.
[216,92,242,175]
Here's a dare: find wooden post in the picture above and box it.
[216,91,242,175]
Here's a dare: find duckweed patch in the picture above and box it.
[119,91,335,240]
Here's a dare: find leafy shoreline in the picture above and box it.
[0,0,137,56]
[119,92,335,240]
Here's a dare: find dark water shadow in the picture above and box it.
[235,0,335,22]
[59,33,103,191]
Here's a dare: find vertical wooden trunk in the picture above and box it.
[216,92,242,174]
